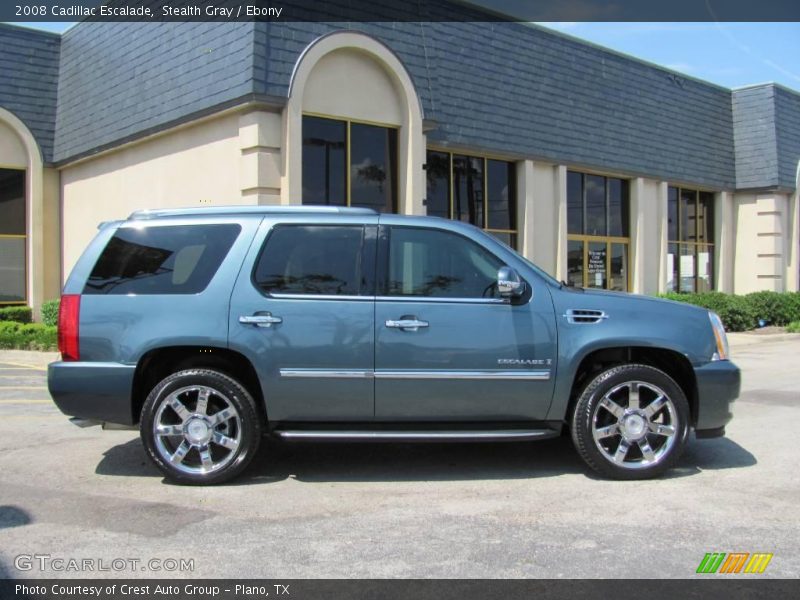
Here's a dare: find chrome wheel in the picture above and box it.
[591,380,678,470]
[153,385,242,475]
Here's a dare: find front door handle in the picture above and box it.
[239,313,282,328]
[385,318,429,332]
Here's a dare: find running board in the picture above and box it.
[274,429,559,442]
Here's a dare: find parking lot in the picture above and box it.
[0,338,798,579]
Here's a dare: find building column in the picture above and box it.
[516,160,535,263]
[656,182,669,294]
[554,165,568,282]
[238,110,282,205]
[714,191,735,293]
[786,184,799,292]
[629,178,645,294]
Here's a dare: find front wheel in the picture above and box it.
[140,369,262,485]
[571,364,690,480]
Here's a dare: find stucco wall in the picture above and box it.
[60,113,245,274]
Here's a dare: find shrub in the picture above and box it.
[787,321,800,334]
[0,321,58,351]
[0,306,32,324]
[41,299,60,327]
[745,291,800,326]
[659,292,758,332]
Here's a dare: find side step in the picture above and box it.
[274,429,559,442]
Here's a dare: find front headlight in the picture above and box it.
[708,311,730,360]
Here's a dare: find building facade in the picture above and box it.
[1,12,799,315]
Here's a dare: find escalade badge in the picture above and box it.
[498,358,552,366]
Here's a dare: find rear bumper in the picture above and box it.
[48,361,136,426]
[693,360,740,437]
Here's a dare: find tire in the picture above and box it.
[571,364,690,480]
[140,369,262,485]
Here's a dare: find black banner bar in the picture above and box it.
[1,579,799,600]
[2,0,800,23]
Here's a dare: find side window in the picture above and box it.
[385,227,503,298]
[253,225,366,296]
[84,224,241,295]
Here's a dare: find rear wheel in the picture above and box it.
[140,369,261,485]
[571,364,689,479]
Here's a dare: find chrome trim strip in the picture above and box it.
[276,429,557,441]
[279,369,374,379]
[279,369,550,380]
[270,293,371,301]
[376,296,508,305]
[374,370,550,381]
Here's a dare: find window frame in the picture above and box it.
[667,186,716,293]
[376,224,526,305]
[250,223,377,301]
[0,168,27,305]
[425,147,519,249]
[566,171,631,291]
[302,113,399,213]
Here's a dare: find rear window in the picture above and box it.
[84,224,240,295]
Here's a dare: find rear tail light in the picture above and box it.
[58,294,81,362]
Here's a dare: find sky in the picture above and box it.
[12,21,800,92]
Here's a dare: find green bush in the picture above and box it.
[787,321,800,334]
[0,306,32,324]
[744,291,800,326]
[659,291,758,332]
[41,299,60,327]
[0,321,58,351]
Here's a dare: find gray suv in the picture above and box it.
[48,206,739,484]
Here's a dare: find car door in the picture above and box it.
[374,222,557,421]
[229,217,377,422]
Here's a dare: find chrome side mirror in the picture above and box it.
[497,266,526,298]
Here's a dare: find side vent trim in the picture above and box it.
[563,309,609,324]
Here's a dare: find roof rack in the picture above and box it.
[128,205,378,220]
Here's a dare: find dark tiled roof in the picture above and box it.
[0,24,60,162]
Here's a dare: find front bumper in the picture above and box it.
[48,361,136,426]
[693,360,740,437]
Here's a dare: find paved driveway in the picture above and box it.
[0,340,797,579]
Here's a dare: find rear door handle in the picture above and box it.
[239,313,282,328]
[385,318,429,332]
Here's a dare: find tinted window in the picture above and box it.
[487,159,516,231]
[350,123,397,213]
[585,174,606,236]
[386,227,503,298]
[302,116,347,206]
[85,224,240,295]
[254,226,365,296]
[452,155,484,227]
[567,171,583,235]
[425,150,450,219]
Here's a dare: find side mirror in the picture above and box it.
[497,266,526,298]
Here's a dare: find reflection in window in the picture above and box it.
[567,171,630,290]
[254,226,364,296]
[302,115,397,212]
[0,168,26,304]
[85,225,241,295]
[386,227,502,299]
[425,150,518,249]
[667,187,715,293]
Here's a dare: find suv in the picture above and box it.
[48,206,739,484]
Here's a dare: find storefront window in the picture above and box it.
[302,115,398,213]
[425,150,518,249]
[0,169,26,304]
[666,187,715,292]
[567,171,630,290]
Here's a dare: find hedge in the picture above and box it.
[659,291,800,332]
[0,306,32,324]
[41,299,60,327]
[0,321,58,351]
[788,321,800,334]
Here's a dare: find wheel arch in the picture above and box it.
[131,346,266,425]
[563,346,698,428]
